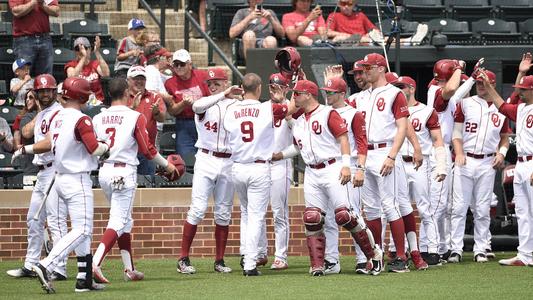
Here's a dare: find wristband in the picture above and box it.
[387,155,395,161]
[342,154,351,167]
[498,146,508,157]
[24,145,34,155]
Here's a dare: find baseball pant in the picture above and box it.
[40,173,94,275]
[324,208,339,264]
[188,152,234,226]
[450,156,495,256]
[512,160,533,264]
[45,177,68,276]
[233,162,271,271]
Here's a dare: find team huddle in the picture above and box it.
[6,47,533,293]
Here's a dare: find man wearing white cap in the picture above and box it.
[10,58,34,107]
[115,18,146,78]
[164,49,210,156]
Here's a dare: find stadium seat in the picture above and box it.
[404,0,446,22]
[208,0,247,39]
[355,0,381,23]
[0,80,7,97]
[1,11,13,23]
[519,19,533,43]
[0,22,12,47]
[0,106,19,125]
[444,0,493,22]
[0,152,12,169]
[52,48,76,82]
[49,23,64,48]
[427,18,473,44]
[471,18,521,45]
[5,173,23,189]
[62,19,114,48]
[381,19,419,38]
[159,131,176,156]
[98,47,117,66]
[492,0,533,23]
[137,174,154,188]
[83,105,108,118]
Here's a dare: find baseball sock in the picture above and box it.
[215,224,229,262]
[93,228,118,267]
[180,221,197,258]
[77,255,87,280]
[389,219,407,260]
[118,233,134,271]
[366,219,382,248]
[403,213,419,251]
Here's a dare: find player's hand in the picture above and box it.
[297,68,307,81]
[94,36,101,52]
[165,161,177,175]
[471,58,485,79]
[435,173,446,182]
[455,153,466,166]
[224,85,244,99]
[519,52,533,74]
[352,169,364,187]
[454,60,466,71]
[323,65,344,83]
[339,166,351,185]
[271,152,283,161]
[413,149,423,171]
[11,147,23,164]
[380,156,395,177]
[492,153,505,169]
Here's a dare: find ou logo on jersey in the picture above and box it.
[376,98,385,111]
[40,119,49,134]
[311,120,322,134]
[491,113,501,127]
[527,114,533,128]
[411,118,421,131]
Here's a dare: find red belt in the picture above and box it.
[309,158,336,169]
[254,160,266,163]
[113,162,126,167]
[201,148,232,158]
[466,152,495,159]
[37,162,53,171]
[518,155,533,162]
[367,143,388,150]
[402,156,413,163]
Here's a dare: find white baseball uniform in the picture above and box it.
[450,96,511,256]
[39,108,99,276]
[224,99,287,271]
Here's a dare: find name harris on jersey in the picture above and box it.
[101,115,124,125]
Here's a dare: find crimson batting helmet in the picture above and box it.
[433,59,461,81]
[162,154,185,181]
[274,46,301,80]
[62,77,91,103]
[34,74,57,90]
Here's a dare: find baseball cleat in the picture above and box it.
[310,267,325,277]
[474,253,488,263]
[32,263,55,294]
[355,262,368,275]
[124,269,145,281]
[424,253,443,266]
[409,23,429,46]
[368,248,383,275]
[411,250,429,270]
[256,255,268,267]
[447,253,462,263]
[243,268,261,276]
[6,267,37,278]
[485,249,496,259]
[93,265,110,283]
[324,260,341,274]
[388,257,410,273]
[239,255,244,269]
[177,257,196,274]
[498,256,527,266]
[75,279,105,292]
[214,260,232,273]
[270,258,288,270]
[50,271,67,281]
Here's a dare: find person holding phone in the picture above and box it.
[282,0,326,46]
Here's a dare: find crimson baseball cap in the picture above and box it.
[347,60,365,74]
[360,53,387,67]
[292,80,318,96]
[513,75,533,89]
[475,70,496,84]
[269,73,289,86]
[320,77,347,93]
[385,72,399,83]
[206,68,227,81]
[392,75,417,89]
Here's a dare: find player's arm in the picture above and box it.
[272,142,300,161]
[134,115,174,173]
[352,112,367,187]
[427,109,446,182]
[327,110,351,185]
[11,134,52,163]
[75,116,109,156]
[452,102,466,166]
[515,52,532,94]
[441,67,462,100]
[493,119,512,169]
[479,71,519,121]
[406,121,423,170]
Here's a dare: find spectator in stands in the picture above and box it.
[9,0,59,77]
[115,18,146,78]
[13,90,38,174]
[64,36,110,106]
[10,58,34,107]
[164,49,209,156]
[127,65,166,175]
[229,0,285,60]
[282,0,326,46]
[188,0,207,38]
[0,115,13,153]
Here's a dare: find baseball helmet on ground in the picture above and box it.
[162,154,185,181]
[62,77,92,104]
[274,46,301,80]
[34,74,57,90]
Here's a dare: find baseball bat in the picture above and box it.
[33,175,56,221]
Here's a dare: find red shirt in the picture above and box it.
[127,90,166,145]
[12,114,21,131]
[327,11,376,35]
[9,0,57,37]
[164,69,210,119]
[64,60,105,101]
[282,11,326,38]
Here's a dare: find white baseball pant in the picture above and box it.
[44,175,68,276]
[428,146,452,255]
[512,160,533,264]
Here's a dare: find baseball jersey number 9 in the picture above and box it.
[105,128,116,148]
[240,121,254,142]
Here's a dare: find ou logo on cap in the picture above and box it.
[209,70,215,78]
[274,75,279,81]
[41,77,48,86]
[327,80,332,87]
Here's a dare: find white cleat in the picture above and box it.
[409,24,429,46]
[474,253,488,263]
[499,256,527,266]
[324,260,341,274]
[124,269,145,281]
[92,265,110,283]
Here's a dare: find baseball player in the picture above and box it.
[391,75,447,266]
[8,74,68,281]
[347,60,370,108]
[223,73,293,276]
[90,78,177,283]
[480,71,533,267]
[21,77,110,293]
[449,70,511,263]
[177,68,242,274]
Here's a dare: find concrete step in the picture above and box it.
[60,0,138,12]
[99,10,184,26]
[165,39,208,53]
[109,25,185,40]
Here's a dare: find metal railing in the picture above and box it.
[138,0,167,46]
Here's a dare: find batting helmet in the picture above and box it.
[433,59,461,81]
[34,74,57,90]
[162,154,185,181]
[274,46,301,80]
[62,77,91,104]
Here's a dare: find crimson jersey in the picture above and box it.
[499,103,533,156]
[401,102,440,156]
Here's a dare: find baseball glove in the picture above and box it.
[158,154,185,181]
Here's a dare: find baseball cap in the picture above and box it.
[145,45,172,61]
[128,18,146,30]
[392,76,417,89]
[269,73,289,86]
[292,80,318,97]
[475,70,496,84]
[12,58,31,73]
[173,49,191,63]
[320,77,347,93]
[513,75,533,90]
[360,53,387,67]
[127,65,146,78]
[385,72,399,83]
[347,60,364,74]
[206,68,228,81]
[73,37,91,49]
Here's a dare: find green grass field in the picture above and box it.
[1,253,530,299]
